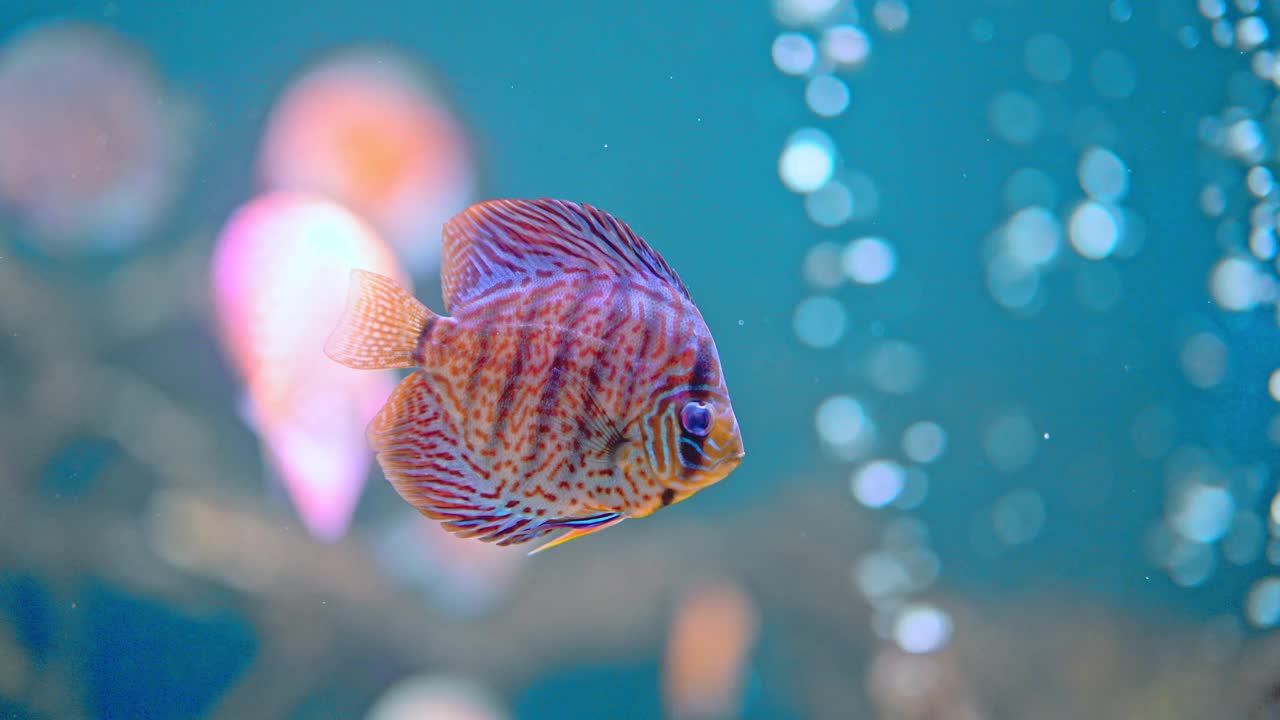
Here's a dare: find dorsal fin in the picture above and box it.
[440,198,690,314]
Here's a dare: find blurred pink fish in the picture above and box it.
[257,46,474,276]
[0,19,193,254]
[210,192,409,540]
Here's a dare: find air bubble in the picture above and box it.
[779,129,836,193]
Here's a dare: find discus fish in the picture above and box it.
[325,198,744,554]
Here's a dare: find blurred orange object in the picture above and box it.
[258,47,474,277]
[663,578,760,720]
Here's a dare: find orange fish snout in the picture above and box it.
[629,400,744,519]
[703,408,745,472]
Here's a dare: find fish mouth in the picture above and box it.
[709,451,745,473]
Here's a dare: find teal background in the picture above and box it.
[0,1,1277,718]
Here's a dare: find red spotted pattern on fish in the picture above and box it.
[325,198,744,553]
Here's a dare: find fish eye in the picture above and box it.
[680,400,715,437]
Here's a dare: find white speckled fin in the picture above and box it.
[325,270,434,370]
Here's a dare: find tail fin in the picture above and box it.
[324,270,434,370]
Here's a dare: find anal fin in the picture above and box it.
[527,512,625,555]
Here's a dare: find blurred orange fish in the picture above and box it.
[257,46,473,277]
[325,198,745,553]
[664,579,760,720]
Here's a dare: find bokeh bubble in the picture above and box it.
[986,253,1042,312]
[1180,25,1203,49]
[793,295,847,348]
[1090,50,1137,99]
[365,674,508,720]
[779,128,837,193]
[992,489,1046,545]
[772,32,817,75]
[872,0,910,34]
[1246,577,1280,627]
[821,25,871,69]
[1246,166,1273,197]
[802,241,847,289]
[843,236,897,284]
[1201,184,1228,217]
[1236,16,1269,50]
[1077,147,1129,202]
[989,90,1043,145]
[983,410,1038,473]
[1226,119,1264,162]
[805,179,854,226]
[1212,18,1235,47]
[1169,483,1235,544]
[816,395,875,459]
[1168,538,1217,587]
[852,459,907,508]
[1025,34,1073,84]
[845,171,881,222]
[0,20,192,254]
[894,467,931,509]
[902,421,946,464]
[1179,332,1228,389]
[806,74,851,117]
[1251,49,1277,81]
[893,604,952,654]
[1249,226,1276,261]
[855,551,913,601]
[1199,0,1227,20]
[865,340,924,395]
[1003,206,1062,267]
[1209,256,1266,311]
[1068,201,1119,260]
[772,0,845,27]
